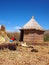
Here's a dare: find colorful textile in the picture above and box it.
[10,40,13,42]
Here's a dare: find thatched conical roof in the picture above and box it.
[21,16,43,30]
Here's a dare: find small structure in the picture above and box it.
[0,25,5,31]
[20,16,45,44]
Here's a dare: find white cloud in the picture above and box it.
[6,26,21,32]
[6,29,14,32]
[15,26,21,29]
[0,25,1,29]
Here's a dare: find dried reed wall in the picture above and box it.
[23,30,44,43]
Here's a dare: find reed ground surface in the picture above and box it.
[0,44,49,65]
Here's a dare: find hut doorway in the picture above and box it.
[20,30,24,41]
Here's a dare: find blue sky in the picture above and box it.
[0,0,49,32]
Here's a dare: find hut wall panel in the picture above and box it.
[33,33,44,43]
[23,30,44,43]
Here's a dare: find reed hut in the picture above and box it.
[20,16,44,44]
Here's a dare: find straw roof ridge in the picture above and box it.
[22,16,43,30]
